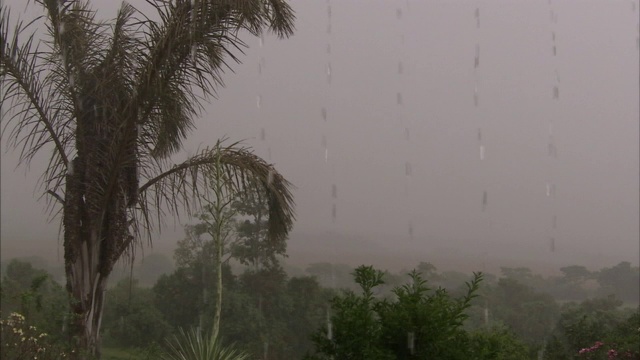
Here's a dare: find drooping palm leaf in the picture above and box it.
[137,141,295,251]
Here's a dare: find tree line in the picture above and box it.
[2,209,638,360]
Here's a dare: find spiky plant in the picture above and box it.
[161,327,249,360]
[0,0,295,357]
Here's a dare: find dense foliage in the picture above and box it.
[1,257,637,359]
[305,265,531,360]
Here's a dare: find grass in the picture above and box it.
[101,346,160,360]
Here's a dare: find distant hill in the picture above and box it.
[285,230,638,276]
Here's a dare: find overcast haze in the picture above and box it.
[1,0,638,273]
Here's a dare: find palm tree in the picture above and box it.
[0,0,295,357]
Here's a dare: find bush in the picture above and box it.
[0,312,70,359]
[160,327,248,360]
[307,265,484,360]
[466,327,529,360]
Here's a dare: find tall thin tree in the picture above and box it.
[0,0,295,357]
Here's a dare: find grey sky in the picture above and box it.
[1,0,638,272]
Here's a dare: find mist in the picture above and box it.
[1,0,638,274]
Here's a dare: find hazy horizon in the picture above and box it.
[1,0,638,274]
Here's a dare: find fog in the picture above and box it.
[1,0,638,274]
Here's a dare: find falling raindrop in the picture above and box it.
[550,237,556,252]
[321,107,327,121]
[327,313,333,340]
[405,162,412,176]
[407,332,415,355]
[327,5,332,18]
[68,73,75,88]
[257,62,262,74]
[191,45,197,64]
[552,86,559,99]
[479,145,485,161]
[58,21,65,34]
[331,184,337,198]
[256,95,262,109]
[483,305,489,325]
[551,31,556,41]
[326,63,332,83]
[67,161,74,176]
[396,7,403,20]
[260,128,266,141]
[263,341,269,360]
[482,191,488,211]
[259,34,264,48]
[474,87,479,107]
[397,92,403,105]
[331,203,337,222]
[546,182,551,197]
[552,45,557,56]
[267,147,272,160]
[408,221,414,238]
[477,128,482,142]
[548,138,557,158]
[475,7,480,28]
[325,148,329,162]
[267,169,274,186]
[474,44,480,68]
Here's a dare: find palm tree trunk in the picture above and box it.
[211,151,225,339]
[66,258,109,359]
[212,228,223,339]
[63,157,127,359]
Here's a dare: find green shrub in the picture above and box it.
[0,312,70,359]
[160,327,248,360]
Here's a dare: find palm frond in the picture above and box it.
[133,0,295,159]
[3,0,296,262]
[1,6,70,196]
[137,141,295,252]
[161,327,249,360]
[264,0,296,37]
